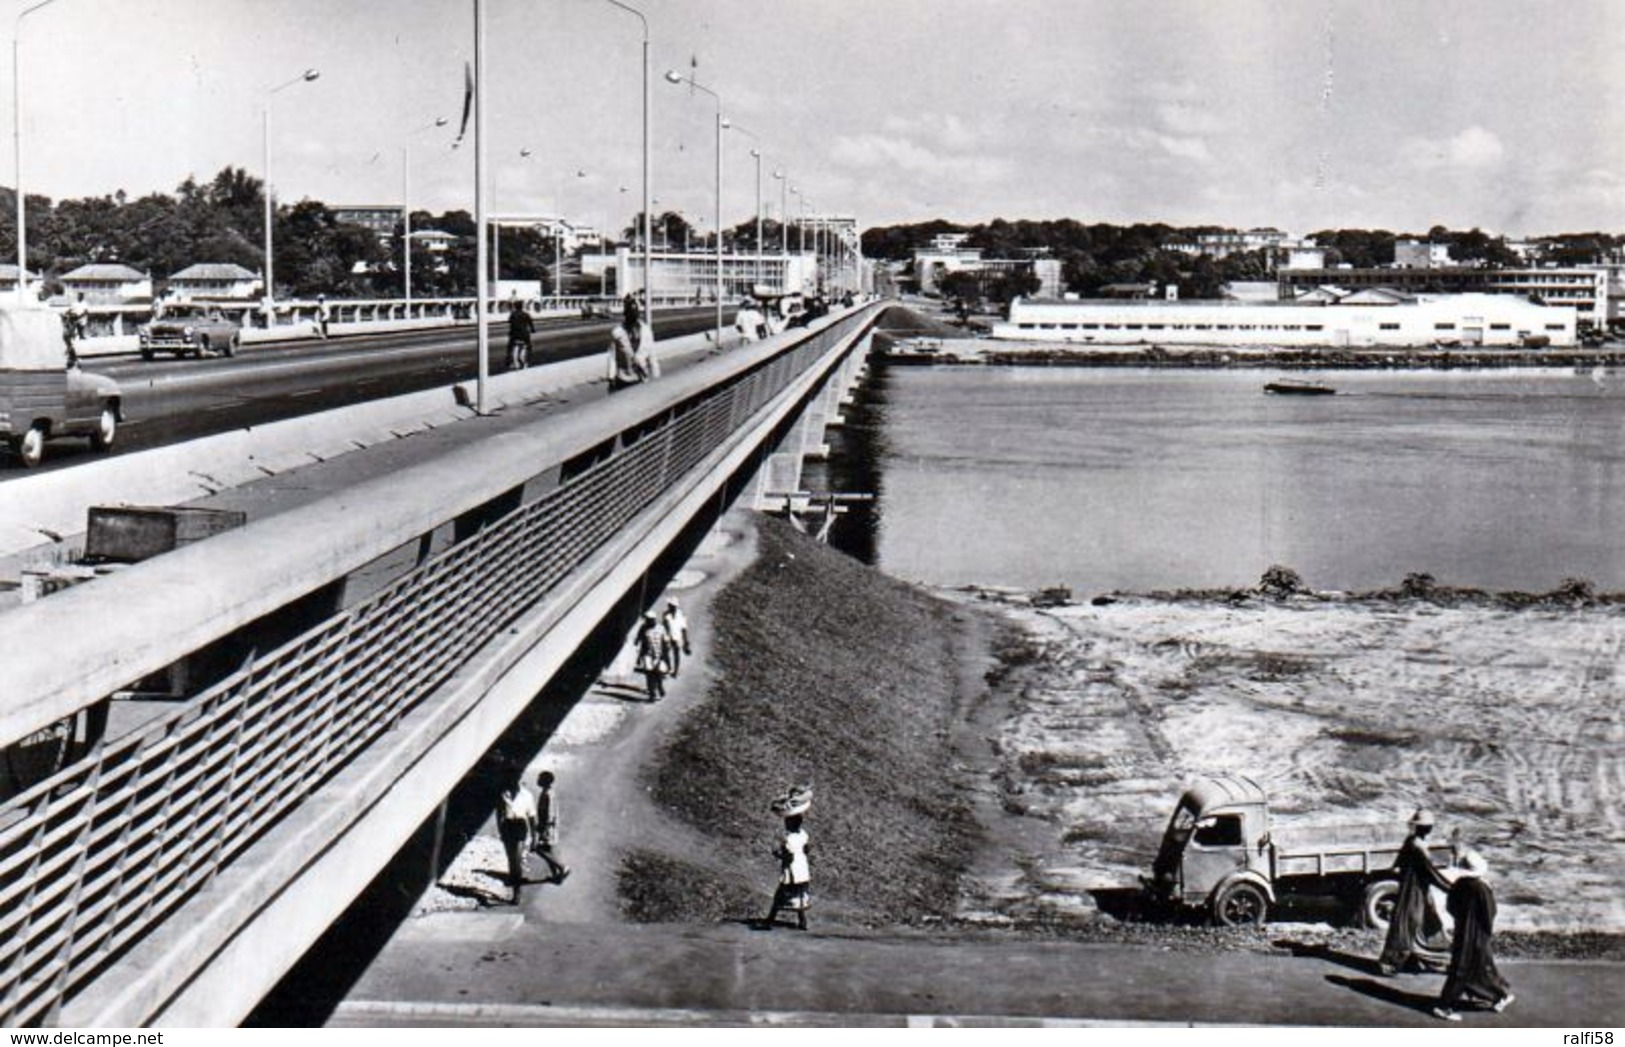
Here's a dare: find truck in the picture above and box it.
[1144,774,1454,930]
[0,308,122,468]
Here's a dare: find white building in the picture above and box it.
[168,263,261,300]
[0,264,42,298]
[991,293,1577,348]
[1394,240,1453,269]
[614,247,820,300]
[61,263,152,303]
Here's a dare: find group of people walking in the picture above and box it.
[632,598,690,702]
[1380,808,1514,1021]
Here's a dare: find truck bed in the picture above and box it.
[0,370,67,435]
[1271,821,1449,880]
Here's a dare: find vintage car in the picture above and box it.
[0,307,122,467]
[138,304,242,360]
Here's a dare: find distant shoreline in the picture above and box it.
[880,340,1625,370]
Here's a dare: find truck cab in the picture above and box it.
[0,307,122,467]
[1148,774,1274,925]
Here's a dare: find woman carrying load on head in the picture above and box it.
[1378,807,1453,975]
[1432,839,1514,1021]
[760,785,813,930]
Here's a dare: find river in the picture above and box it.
[815,365,1625,594]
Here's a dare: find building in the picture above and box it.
[408,230,457,276]
[332,205,404,242]
[1279,266,1609,328]
[615,247,819,300]
[167,263,260,300]
[990,292,1576,348]
[0,264,42,298]
[60,263,151,302]
[1394,240,1453,269]
[912,235,1062,298]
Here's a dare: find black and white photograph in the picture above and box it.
[0,0,1620,1033]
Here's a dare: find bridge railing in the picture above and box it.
[0,302,882,1025]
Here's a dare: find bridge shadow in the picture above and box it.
[247,483,736,1026]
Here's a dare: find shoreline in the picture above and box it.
[877,338,1625,370]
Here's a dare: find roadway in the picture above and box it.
[9,307,729,476]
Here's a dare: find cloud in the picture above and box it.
[827,132,1013,185]
[879,112,984,152]
[1409,125,1506,170]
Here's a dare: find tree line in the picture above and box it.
[860,218,1623,300]
[0,166,643,299]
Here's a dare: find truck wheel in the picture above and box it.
[89,406,117,452]
[1361,879,1398,930]
[1213,881,1268,927]
[196,337,210,358]
[224,334,239,357]
[13,424,46,468]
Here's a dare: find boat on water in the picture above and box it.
[1264,380,1336,396]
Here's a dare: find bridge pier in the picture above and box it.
[751,332,874,514]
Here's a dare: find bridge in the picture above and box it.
[0,300,885,1026]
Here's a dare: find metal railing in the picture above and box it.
[0,305,880,1025]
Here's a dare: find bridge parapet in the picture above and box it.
[0,302,884,1026]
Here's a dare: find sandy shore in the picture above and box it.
[950,589,1625,935]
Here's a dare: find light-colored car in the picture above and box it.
[139,304,242,360]
[0,308,122,467]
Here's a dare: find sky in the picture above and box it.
[11,0,1625,238]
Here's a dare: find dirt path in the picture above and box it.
[418,508,764,925]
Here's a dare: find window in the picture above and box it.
[1435,323,1456,331]
[1490,323,1510,331]
[1379,323,1400,331]
[1306,324,1324,331]
[1193,815,1244,848]
[1545,324,1565,331]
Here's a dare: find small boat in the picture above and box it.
[1264,380,1336,396]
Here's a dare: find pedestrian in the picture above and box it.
[1433,842,1514,1021]
[735,297,764,344]
[496,771,538,905]
[661,598,691,679]
[607,297,657,390]
[760,785,813,930]
[316,294,330,339]
[634,610,673,701]
[530,770,571,885]
[1378,807,1452,975]
[67,292,90,341]
[506,299,534,371]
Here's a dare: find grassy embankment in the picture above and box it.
[620,517,986,926]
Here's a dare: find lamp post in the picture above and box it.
[473,0,489,413]
[663,69,724,345]
[12,0,63,303]
[402,116,449,312]
[601,0,651,312]
[772,169,788,291]
[724,121,764,294]
[262,68,321,324]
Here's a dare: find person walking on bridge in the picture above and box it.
[506,299,534,371]
[607,297,657,390]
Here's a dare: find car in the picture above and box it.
[0,307,122,467]
[138,304,242,360]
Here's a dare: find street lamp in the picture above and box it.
[262,67,321,323]
[600,0,651,312]
[772,169,788,257]
[12,0,63,303]
[664,68,724,345]
[402,116,450,312]
[724,121,765,294]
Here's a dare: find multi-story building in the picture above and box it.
[1393,240,1453,269]
[60,263,151,303]
[332,205,404,242]
[167,263,260,300]
[1278,266,1609,328]
[614,248,819,300]
[991,292,1576,348]
[912,235,1062,298]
